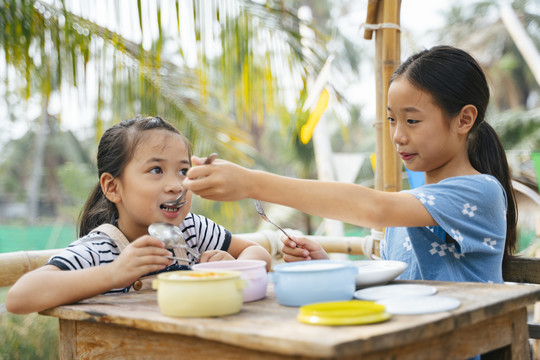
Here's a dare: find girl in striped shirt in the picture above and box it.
[7,116,271,314]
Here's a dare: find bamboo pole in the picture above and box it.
[380,0,402,192]
[364,0,402,257]
[368,0,402,194]
[0,233,375,287]
[0,249,61,287]
[363,0,379,40]
[373,3,384,193]
[238,231,371,257]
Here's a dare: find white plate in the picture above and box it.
[352,260,408,287]
[354,284,437,301]
[377,295,461,315]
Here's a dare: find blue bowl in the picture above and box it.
[269,260,358,307]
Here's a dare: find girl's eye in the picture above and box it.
[387,116,395,123]
[149,167,163,174]
[407,119,419,124]
[179,168,189,176]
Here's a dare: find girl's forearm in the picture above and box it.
[247,171,434,228]
[246,170,392,228]
[6,265,116,314]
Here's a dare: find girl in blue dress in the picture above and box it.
[183,46,517,284]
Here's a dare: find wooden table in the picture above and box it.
[40,280,540,360]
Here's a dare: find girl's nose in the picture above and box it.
[392,125,407,146]
[165,176,184,194]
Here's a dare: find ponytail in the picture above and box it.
[468,121,517,258]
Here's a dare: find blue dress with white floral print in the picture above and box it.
[381,175,507,283]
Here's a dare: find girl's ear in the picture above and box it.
[457,104,478,134]
[100,173,121,203]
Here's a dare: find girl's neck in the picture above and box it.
[116,219,145,243]
[424,157,480,185]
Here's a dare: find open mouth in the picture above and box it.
[160,202,186,212]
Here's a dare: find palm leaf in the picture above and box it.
[1,0,331,164]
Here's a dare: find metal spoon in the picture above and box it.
[165,255,191,262]
[162,186,189,208]
[148,222,201,260]
[254,200,293,240]
[163,153,218,208]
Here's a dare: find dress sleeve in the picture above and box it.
[408,175,507,255]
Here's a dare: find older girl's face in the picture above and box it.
[114,129,192,239]
[387,77,465,181]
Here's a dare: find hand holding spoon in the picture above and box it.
[163,153,218,207]
[148,222,201,260]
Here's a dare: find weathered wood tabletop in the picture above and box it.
[40,280,540,359]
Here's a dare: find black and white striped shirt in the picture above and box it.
[47,213,231,294]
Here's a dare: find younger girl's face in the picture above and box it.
[114,129,192,239]
[387,77,464,179]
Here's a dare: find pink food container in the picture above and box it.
[192,259,268,302]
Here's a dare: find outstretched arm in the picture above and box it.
[184,157,435,229]
[6,236,171,314]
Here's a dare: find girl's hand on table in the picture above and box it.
[281,235,329,262]
[200,250,235,263]
[109,235,172,288]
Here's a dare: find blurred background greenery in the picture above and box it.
[1,0,540,358]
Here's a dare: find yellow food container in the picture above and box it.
[152,270,245,317]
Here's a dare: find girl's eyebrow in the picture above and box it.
[146,157,164,163]
[387,105,421,113]
[145,157,190,164]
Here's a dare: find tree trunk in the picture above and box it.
[27,97,49,225]
[500,2,540,88]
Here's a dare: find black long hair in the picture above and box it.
[78,116,191,237]
[390,45,517,258]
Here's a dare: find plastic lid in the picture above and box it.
[297,300,391,326]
